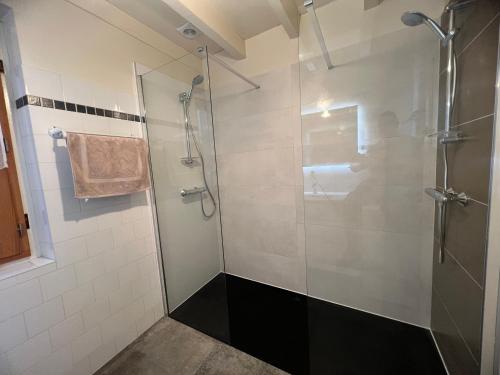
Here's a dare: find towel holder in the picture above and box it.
[48,126,66,139]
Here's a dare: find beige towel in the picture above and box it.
[66,132,151,199]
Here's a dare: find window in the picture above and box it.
[0,60,30,264]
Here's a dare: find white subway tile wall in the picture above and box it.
[0,66,164,375]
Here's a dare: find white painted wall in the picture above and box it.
[0,0,186,373]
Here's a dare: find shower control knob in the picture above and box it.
[180,186,206,197]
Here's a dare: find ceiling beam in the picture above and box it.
[364,0,384,10]
[267,0,299,38]
[67,0,187,59]
[161,0,246,59]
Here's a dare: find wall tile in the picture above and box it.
[111,222,135,248]
[113,324,137,353]
[6,332,52,375]
[108,286,135,314]
[431,291,479,374]
[88,340,117,374]
[432,242,483,361]
[0,353,11,375]
[22,346,73,375]
[71,326,102,364]
[0,315,28,353]
[0,279,43,322]
[454,17,499,126]
[85,229,114,258]
[117,263,140,287]
[48,213,99,243]
[49,314,85,349]
[453,0,500,56]
[24,297,65,337]
[92,272,120,300]
[100,299,144,344]
[22,65,64,101]
[447,116,494,204]
[218,147,295,188]
[214,107,296,156]
[74,255,107,285]
[64,357,91,375]
[62,283,95,316]
[39,267,77,301]
[445,200,488,286]
[54,237,88,268]
[82,298,111,331]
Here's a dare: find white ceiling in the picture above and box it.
[107,0,340,56]
[207,0,281,40]
[107,0,223,54]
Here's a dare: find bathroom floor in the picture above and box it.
[96,317,287,375]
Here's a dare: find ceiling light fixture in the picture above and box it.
[176,22,199,39]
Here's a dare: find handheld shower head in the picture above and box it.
[401,11,426,26]
[401,11,448,41]
[180,74,205,103]
[192,74,204,87]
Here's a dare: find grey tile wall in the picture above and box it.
[431,1,500,373]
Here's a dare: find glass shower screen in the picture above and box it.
[299,0,441,326]
[139,50,227,340]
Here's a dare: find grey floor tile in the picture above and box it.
[195,344,266,375]
[96,318,289,375]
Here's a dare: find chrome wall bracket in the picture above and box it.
[425,187,471,264]
[439,130,464,144]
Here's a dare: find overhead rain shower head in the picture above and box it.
[401,11,448,41]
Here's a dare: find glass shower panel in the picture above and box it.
[140,52,224,315]
[300,0,441,326]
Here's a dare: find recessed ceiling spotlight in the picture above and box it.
[177,22,199,39]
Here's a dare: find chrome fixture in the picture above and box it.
[446,188,470,207]
[178,73,216,218]
[404,1,475,264]
[179,74,205,166]
[180,186,206,197]
[425,187,470,263]
[425,188,448,264]
[304,0,334,70]
[177,22,199,39]
[48,126,66,139]
[196,47,260,89]
[400,12,453,45]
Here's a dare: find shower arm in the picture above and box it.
[304,0,334,70]
[199,48,260,90]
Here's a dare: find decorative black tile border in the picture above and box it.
[15,94,143,123]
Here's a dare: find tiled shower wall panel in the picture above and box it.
[431,1,500,373]
[0,67,164,375]
[212,62,307,294]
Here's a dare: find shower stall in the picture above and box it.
[138,0,492,373]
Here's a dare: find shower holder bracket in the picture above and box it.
[438,130,464,144]
[180,156,200,167]
[446,188,470,207]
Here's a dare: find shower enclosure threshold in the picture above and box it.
[168,273,446,375]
